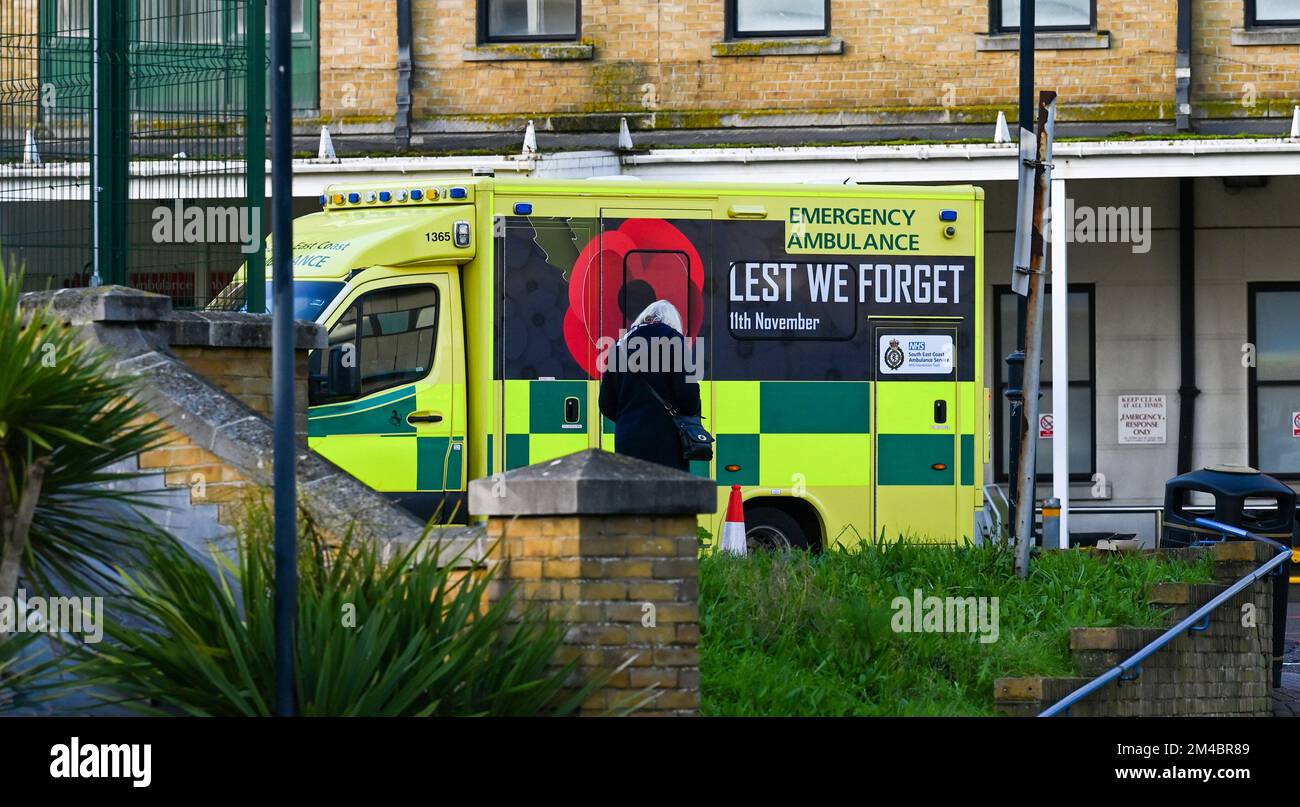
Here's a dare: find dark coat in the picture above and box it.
[598,322,701,472]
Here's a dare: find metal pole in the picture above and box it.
[270,0,298,717]
[395,0,413,149]
[92,0,128,287]
[245,1,267,313]
[1006,0,1034,536]
[90,0,101,287]
[1050,176,1069,547]
[1014,91,1057,578]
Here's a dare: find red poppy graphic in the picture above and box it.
[563,219,705,377]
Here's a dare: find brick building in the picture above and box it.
[304,0,1299,147]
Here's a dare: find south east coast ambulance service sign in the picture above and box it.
[878,334,954,375]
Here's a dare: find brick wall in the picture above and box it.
[319,0,397,120]
[0,0,41,138]
[171,345,310,437]
[995,542,1278,717]
[1192,0,1300,117]
[486,512,701,716]
[313,0,1300,131]
[364,0,1182,129]
[135,415,256,528]
[469,449,713,717]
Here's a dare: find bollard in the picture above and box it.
[1042,498,1061,550]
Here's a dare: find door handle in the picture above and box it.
[407,411,444,425]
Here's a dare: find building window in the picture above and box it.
[138,0,225,45]
[481,0,579,42]
[54,0,89,37]
[1248,284,1300,477]
[995,0,1094,32]
[992,285,1097,482]
[728,0,830,38]
[1248,0,1300,26]
[237,0,307,35]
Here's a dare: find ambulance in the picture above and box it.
[218,177,989,550]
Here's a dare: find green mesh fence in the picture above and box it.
[0,0,265,310]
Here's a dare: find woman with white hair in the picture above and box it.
[598,300,701,471]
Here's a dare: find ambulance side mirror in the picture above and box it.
[308,345,360,405]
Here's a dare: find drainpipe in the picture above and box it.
[395,0,413,149]
[1176,0,1192,131]
[1176,177,1199,474]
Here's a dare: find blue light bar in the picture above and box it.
[379,191,392,202]
[449,186,468,200]
[319,194,327,206]
[939,209,958,222]
[347,192,360,204]
[410,189,423,201]
[514,202,533,215]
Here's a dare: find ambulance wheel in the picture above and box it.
[745,507,810,552]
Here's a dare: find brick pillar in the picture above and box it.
[169,310,323,438]
[468,449,714,717]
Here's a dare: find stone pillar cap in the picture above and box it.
[20,286,326,349]
[20,285,171,324]
[469,449,716,517]
[170,310,326,350]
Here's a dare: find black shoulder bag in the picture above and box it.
[643,381,714,462]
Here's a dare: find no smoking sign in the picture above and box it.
[1039,413,1054,439]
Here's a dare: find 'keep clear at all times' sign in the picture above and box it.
[1118,394,1167,444]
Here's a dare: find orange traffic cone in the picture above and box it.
[721,485,747,555]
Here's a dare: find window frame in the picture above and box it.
[726,0,832,39]
[477,0,582,44]
[621,249,693,331]
[991,283,1098,483]
[1247,281,1300,480]
[323,283,441,404]
[991,0,1097,34]
[1246,0,1300,27]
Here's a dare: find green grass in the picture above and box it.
[699,541,1213,716]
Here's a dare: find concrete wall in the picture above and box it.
[983,175,1300,542]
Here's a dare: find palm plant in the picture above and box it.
[61,507,598,716]
[0,265,165,609]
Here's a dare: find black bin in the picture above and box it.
[1162,464,1295,688]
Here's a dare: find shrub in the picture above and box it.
[58,507,595,716]
[0,267,164,601]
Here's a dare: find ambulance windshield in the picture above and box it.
[209,279,345,322]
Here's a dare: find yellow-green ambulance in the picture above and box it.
[219,177,989,549]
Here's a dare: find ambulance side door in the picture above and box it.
[595,208,711,467]
[307,272,466,522]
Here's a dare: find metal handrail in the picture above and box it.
[1026,502,1297,548]
[1037,517,1291,717]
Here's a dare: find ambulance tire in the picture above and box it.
[744,506,811,553]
